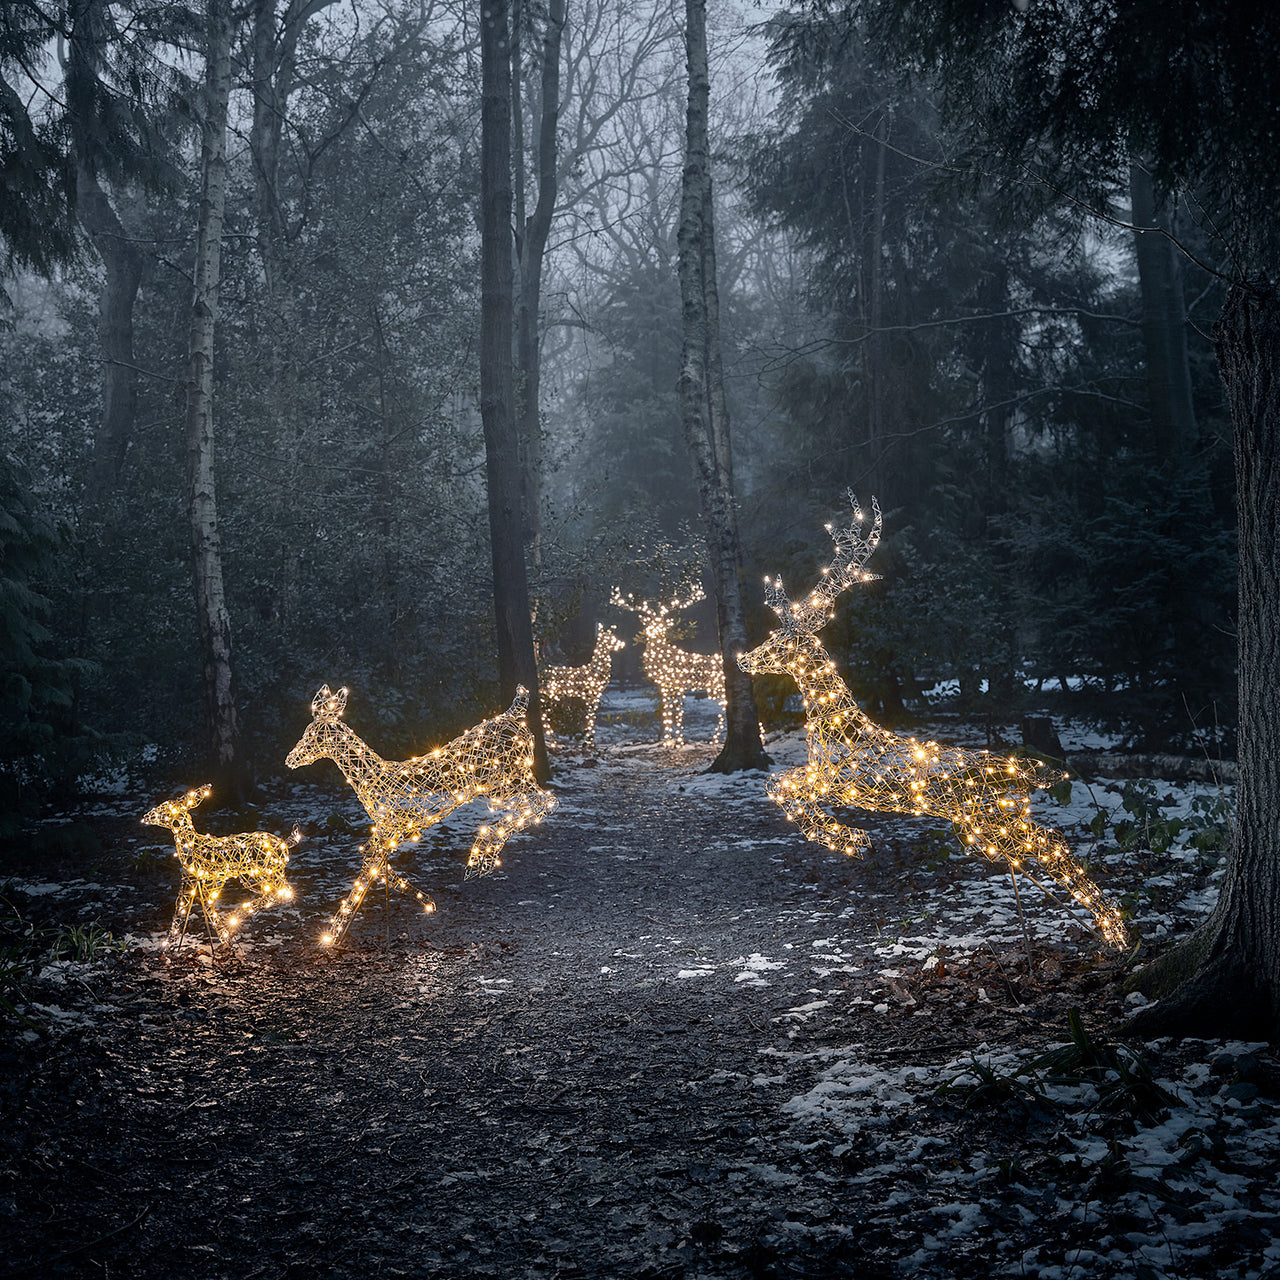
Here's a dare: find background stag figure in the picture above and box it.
[612,586,725,744]
[739,497,1128,951]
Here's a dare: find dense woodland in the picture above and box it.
[1,0,1240,798]
[6,0,1280,1044]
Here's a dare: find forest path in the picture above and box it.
[3,733,1150,1279]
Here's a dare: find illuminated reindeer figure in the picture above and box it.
[286,684,555,947]
[142,785,297,953]
[542,623,625,746]
[612,586,726,744]
[738,497,1128,950]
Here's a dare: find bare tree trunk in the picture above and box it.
[1127,279,1280,1038]
[481,0,549,782]
[185,0,239,788]
[514,0,565,576]
[863,113,888,495]
[1130,163,1198,459]
[677,0,767,774]
[77,171,144,502]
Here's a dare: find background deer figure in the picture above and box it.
[286,684,556,947]
[142,785,297,953]
[738,496,1128,950]
[612,586,725,744]
[542,623,625,746]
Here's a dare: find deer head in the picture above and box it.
[142,785,212,830]
[286,685,349,768]
[738,494,881,675]
[596,623,626,654]
[611,585,705,640]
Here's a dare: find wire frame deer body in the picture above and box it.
[612,586,726,744]
[542,623,625,746]
[286,685,555,947]
[738,497,1128,950]
[142,786,297,953]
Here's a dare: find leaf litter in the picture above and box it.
[0,694,1273,1279]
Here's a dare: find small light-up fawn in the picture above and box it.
[142,786,297,953]
[612,586,726,744]
[542,623,625,746]
[286,684,556,947]
[738,497,1128,950]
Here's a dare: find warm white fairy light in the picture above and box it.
[611,586,725,744]
[738,495,1129,951]
[542,622,625,746]
[286,684,556,948]
[142,785,297,953]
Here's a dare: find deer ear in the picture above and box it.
[311,685,348,717]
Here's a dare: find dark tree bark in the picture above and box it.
[480,0,549,782]
[677,0,768,774]
[862,112,889,496]
[185,0,240,789]
[514,0,565,575]
[1130,163,1198,459]
[1127,279,1280,1037]
[77,169,144,502]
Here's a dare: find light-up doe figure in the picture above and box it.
[738,496,1128,950]
[611,586,725,744]
[286,684,556,947]
[542,623,625,747]
[142,785,297,953]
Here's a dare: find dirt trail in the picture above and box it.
[2,745,1127,1279]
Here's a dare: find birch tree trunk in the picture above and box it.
[185,0,239,786]
[481,0,549,781]
[677,0,767,774]
[1128,279,1280,1037]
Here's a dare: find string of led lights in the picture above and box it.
[738,496,1129,951]
[542,622,625,746]
[142,786,297,953]
[286,685,556,948]
[612,586,726,745]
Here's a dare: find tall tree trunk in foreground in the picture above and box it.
[677,0,767,774]
[1130,164,1198,460]
[480,0,549,781]
[184,0,239,789]
[1128,279,1280,1037]
[514,0,565,578]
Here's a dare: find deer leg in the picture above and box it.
[954,808,1128,950]
[323,842,392,947]
[165,877,198,952]
[767,771,872,858]
[195,882,232,950]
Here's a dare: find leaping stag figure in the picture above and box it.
[142,785,298,953]
[287,685,556,947]
[611,586,725,744]
[542,623,625,747]
[738,497,1128,950]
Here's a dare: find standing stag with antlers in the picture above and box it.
[612,586,726,745]
[542,623,625,747]
[287,685,556,948]
[738,496,1128,950]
